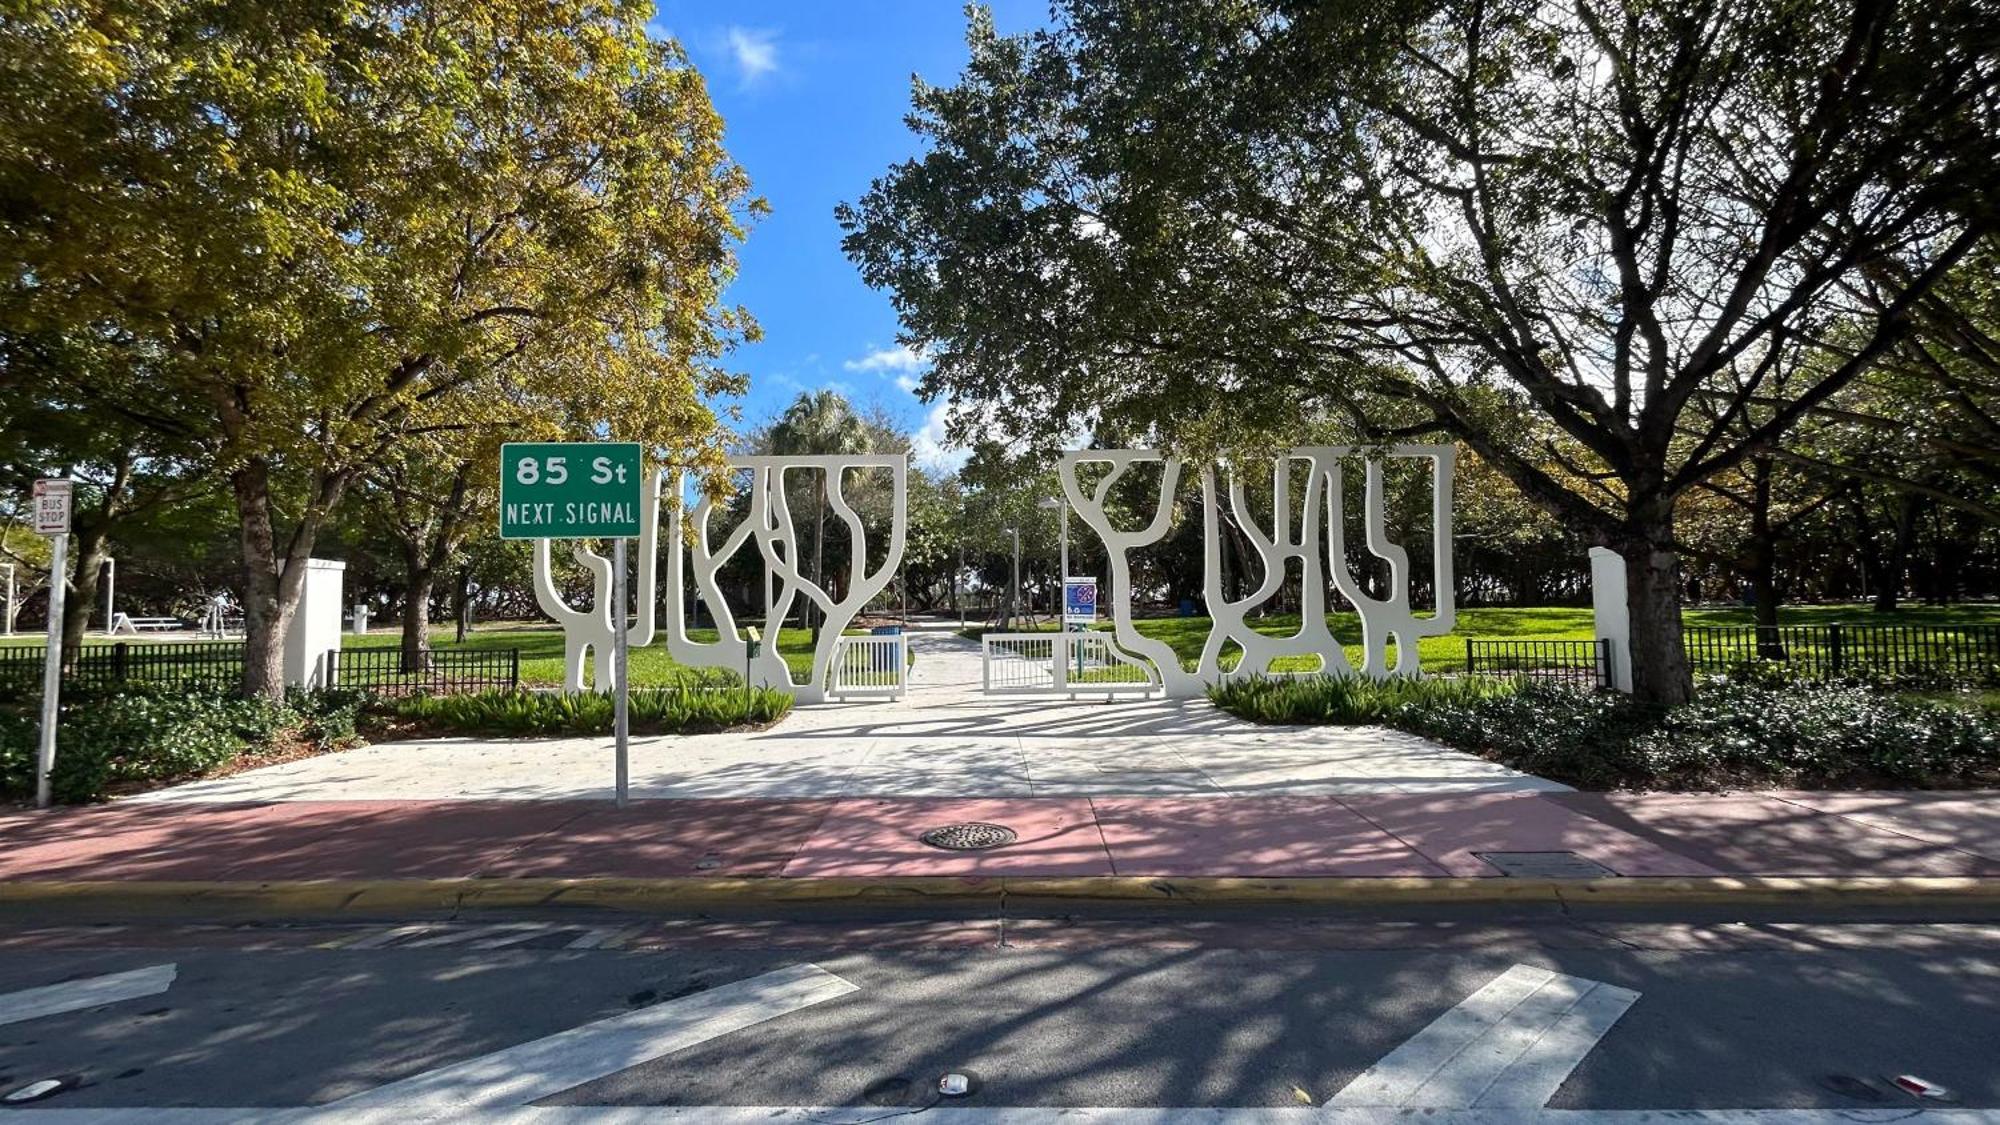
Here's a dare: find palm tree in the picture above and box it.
[769,390,871,645]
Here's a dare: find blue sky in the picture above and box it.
[654,2,1051,470]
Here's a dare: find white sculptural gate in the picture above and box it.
[1059,445,1456,698]
[532,454,907,702]
[529,445,1444,703]
[531,468,662,691]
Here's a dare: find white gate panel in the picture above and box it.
[830,634,906,700]
[981,632,1158,697]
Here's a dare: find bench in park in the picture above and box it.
[108,613,188,635]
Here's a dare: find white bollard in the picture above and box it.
[283,559,346,689]
[1589,546,1633,693]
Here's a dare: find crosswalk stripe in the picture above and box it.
[328,962,859,1110]
[13,1107,2000,1123]
[564,925,643,950]
[1331,962,1639,1108]
[345,924,436,950]
[0,963,176,1027]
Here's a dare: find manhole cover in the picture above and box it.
[1475,851,1618,878]
[919,822,1018,851]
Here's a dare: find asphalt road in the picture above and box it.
[0,906,1995,1117]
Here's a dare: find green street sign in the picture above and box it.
[499,442,644,539]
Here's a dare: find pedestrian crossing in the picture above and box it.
[332,921,644,952]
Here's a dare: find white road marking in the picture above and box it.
[0,963,176,1027]
[344,924,436,950]
[1331,963,1639,1108]
[10,1107,2000,1122]
[328,962,859,1110]
[564,925,643,950]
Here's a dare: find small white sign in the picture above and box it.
[31,479,71,536]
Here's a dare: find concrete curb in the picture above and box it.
[2,875,1999,916]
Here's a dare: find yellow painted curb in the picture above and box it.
[1,875,1998,916]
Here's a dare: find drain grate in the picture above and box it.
[919,822,1018,851]
[1475,851,1618,878]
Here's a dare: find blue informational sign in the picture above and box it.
[1063,577,1097,626]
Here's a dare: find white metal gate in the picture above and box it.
[829,633,907,700]
[980,631,1159,697]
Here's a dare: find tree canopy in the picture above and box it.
[842,0,2000,701]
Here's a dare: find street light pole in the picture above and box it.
[2,563,13,636]
[1003,526,1020,630]
[102,556,115,634]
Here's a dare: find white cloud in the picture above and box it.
[726,27,778,86]
[910,399,969,473]
[842,344,927,376]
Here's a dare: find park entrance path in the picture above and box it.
[127,620,1563,804]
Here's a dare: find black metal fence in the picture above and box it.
[1464,638,1610,687]
[331,647,521,697]
[0,641,247,692]
[0,642,519,696]
[1682,623,2000,679]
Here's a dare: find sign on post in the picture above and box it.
[1063,577,1097,628]
[497,442,644,809]
[31,478,71,535]
[499,442,643,540]
[32,479,72,809]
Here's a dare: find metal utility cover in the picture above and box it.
[1475,851,1618,878]
[918,823,1018,851]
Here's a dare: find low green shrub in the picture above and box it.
[1210,673,2000,790]
[1208,674,1513,725]
[0,685,296,803]
[373,683,793,738]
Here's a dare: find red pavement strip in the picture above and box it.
[0,792,1996,883]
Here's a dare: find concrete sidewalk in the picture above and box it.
[3,790,1997,888]
[126,626,1565,803]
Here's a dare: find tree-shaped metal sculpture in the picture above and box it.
[529,468,661,691]
[1063,444,1456,697]
[665,454,907,703]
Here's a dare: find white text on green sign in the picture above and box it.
[499,442,643,539]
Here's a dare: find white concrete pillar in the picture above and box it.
[284,559,346,690]
[1589,546,1633,693]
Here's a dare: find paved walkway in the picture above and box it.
[128,624,1563,804]
[5,791,1999,881]
[12,625,1992,886]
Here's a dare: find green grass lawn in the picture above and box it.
[339,622,838,687]
[0,620,846,686]
[12,601,1997,684]
[964,603,2000,674]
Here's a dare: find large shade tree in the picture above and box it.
[2,0,758,697]
[841,0,2000,702]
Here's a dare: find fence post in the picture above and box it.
[1828,623,1844,677]
[510,648,520,689]
[1464,636,1475,676]
[112,642,129,683]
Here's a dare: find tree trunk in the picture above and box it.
[454,562,472,643]
[232,456,326,701]
[400,554,435,674]
[1873,494,1921,612]
[1621,531,1692,706]
[60,531,108,671]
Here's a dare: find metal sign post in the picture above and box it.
[612,537,629,809]
[497,443,642,807]
[32,479,72,809]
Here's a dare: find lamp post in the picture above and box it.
[2,563,13,636]
[101,555,115,634]
[1037,496,1068,618]
[1002,526,1020,630]
[955,540,965,630]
